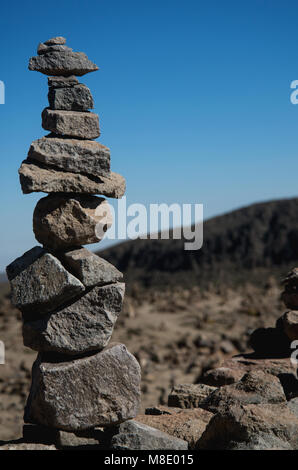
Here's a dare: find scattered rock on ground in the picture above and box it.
[110,419,188,450]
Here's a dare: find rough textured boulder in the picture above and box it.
[168,383,216,409]
[28,136,110,178]
[60,247,123,287]
[33,194,112,250]
[48,84,94,111]
[137,406,213,449]
[6,246,84,315]
[23,283,125,355]
[24,344,141,431]
[42,108,100,139]
[201,370,286,414]
[110,420,188,450]
[19,160,125,197]
[29,51,98,76]
[281,311,298,341]
[197,403,298,450]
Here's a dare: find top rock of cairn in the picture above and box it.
[29,36,99,76]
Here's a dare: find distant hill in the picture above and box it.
[98,198,298,291]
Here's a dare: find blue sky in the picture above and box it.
[1,0,298,268]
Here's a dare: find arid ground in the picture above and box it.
[0,278,284,441]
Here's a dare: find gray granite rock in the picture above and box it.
[29,51,98,76]
[33,194,112,250]
[60,247,123,287]
[19,160,126,198]
[42,108,100,139]
[48,76,79,88]
[48,84,94,111]
[28,136,110,177]
[24,343,141,431]
[23,283,125,355]
[38,44,73,55]
[110,420,188,450]
[6,246,84,315]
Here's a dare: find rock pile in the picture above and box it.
[6,37,141,439]
[157,268,298,450]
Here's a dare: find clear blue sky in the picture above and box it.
[1,0,298,268]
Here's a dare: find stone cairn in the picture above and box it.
[6,37,141,444]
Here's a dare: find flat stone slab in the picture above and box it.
[38,44,73,55]
[29,51,98,76]
[168,383,216,409]
[33,194,112,250]
[28,136,110,178]
[19,160,125,197]
[48,75,79,88]
[42,108,100,139]
[60,247,123,287]
[23,283,125,355]
[48,84,94,111]
[6,246,84,315]
[44,36,66,46]
[110,420,188,450]
[24,343,141,431]
[201,370,287,415]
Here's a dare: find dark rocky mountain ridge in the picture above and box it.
[98,197,298,292]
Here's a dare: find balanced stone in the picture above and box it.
[28,136,110,177]
[23,283,125,354]
[42,108,100,139]
[6,246,84,315]
[48,84,93,111]
[24,343,141,431]
[19,160,126,197]
[29,51,98,76]
[38,45,73,55]
[60,247,123,287]
[33,194,112,250]
[48,76,79,88]
[44,37,66,46]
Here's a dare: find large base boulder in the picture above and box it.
[24,343,141,431]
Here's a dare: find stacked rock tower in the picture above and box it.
[6,37,141,434]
